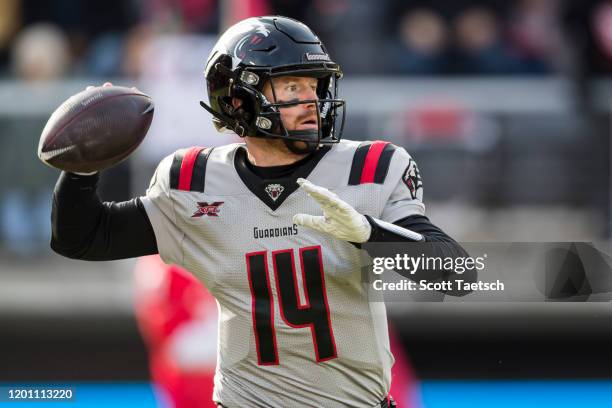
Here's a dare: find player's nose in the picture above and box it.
[302,89,318,110]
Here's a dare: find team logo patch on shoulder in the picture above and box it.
[265,184,285,201]
[191,201,223,217]
[402,159,423,199]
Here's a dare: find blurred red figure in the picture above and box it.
[134,255,420,408]
[134,255,218,408]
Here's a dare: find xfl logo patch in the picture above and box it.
[402,159,423,200]
[191,201,223,217]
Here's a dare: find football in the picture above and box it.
[38,85,154,173]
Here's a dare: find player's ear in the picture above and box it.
[232,98,242,109]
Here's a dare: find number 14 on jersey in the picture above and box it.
[246,246,338,365]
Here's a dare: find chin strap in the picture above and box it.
[288,129,319,140]
[284,129,321,154]
[200,100,248,137]
[283,139,319,154]
[199,100,225,122]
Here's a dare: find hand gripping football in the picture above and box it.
[38,85,154,173]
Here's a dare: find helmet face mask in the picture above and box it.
[200,16,346,148]
[256,71,345,145]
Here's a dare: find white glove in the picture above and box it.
[293,178,372,243]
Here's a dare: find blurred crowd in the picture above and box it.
[385,1,561,75]
[0,0,219,81]
[276,0,564,75]
[278,0,612,76]
[2,0,612,80]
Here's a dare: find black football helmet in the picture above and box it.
[200,16,345,153]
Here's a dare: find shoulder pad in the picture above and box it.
[348,140,396,185]
[169,146,214,192]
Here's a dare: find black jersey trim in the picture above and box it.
[348,141,372,185]
[190,147,213,192]
[169,149,186,190]
[169,147,213,192]
[234,145,331,211]
[348,141,396,185]
[373,143,396,184]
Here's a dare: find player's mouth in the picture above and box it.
[296,118,318,130]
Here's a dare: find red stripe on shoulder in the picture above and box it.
[359,141,389,184]
[177,147,205,191]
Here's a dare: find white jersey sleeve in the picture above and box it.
[139,153,184,265]
[379,146,426,223]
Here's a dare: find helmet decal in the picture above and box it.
[234,25,271,60]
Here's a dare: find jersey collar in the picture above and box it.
[234,145,330,211]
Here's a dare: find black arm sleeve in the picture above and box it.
[50,172,158,261]
[368,214,467,256]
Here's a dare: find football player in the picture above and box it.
[51,16,469,408]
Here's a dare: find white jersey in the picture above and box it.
[140,139,425,407]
